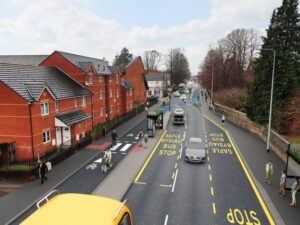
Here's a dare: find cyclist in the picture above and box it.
[103,148,112,170]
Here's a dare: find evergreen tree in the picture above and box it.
[247,0,300,131]
[113,47,133,73]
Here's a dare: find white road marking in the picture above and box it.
[185,123,187,129]
[110,143,122,151]
[94,158,102,163]
[120,143,132,151]
[127,133,134,137]
[178,145,183,159]
[172,169,178,193]
[121,152,127,155]
[164,214,169,225]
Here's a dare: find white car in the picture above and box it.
[173,91,180,97]
[180,94,187,102]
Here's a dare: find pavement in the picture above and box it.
[199,88,299,225]
[0,108,170,225]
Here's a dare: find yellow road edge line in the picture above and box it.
[203,115,275,225]
[133,181,146,185]
[134,130,167,182]
[212,203,216,214]
[160,184,172,188]
[211,186,214,196]
[209,174,213,182]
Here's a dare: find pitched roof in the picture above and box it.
[145,72,171,81]
[0,55,48,66]
[0,63,91,102]
[56,109,91,126]
[125,56,142,70]
[54,51,113,75]
[121,79,133,90]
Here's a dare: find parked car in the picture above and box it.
[173,91,180,97]
[21,190,133,225]
[180,94,187,102]
[184,137,206,163]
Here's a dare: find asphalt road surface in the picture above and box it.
[10,119,147,225]
[124,90,274,225]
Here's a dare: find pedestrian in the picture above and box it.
[222,114,226,126]
[144,132,148,148]
[111,130,118,146]
[102,125,106,137]
[279,170,286,197]
[289,177,299,207]
[265,160,273,185]
[138,132,143,147]
[39,161,48,185]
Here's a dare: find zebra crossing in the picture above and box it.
[86,142,134,170]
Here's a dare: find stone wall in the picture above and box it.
[214,103,290,163]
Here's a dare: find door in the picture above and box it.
[56,127,62,146]
[63,127,71,146]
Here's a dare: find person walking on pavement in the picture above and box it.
[279,170,286,197]
[102,125,106,137]
[222,114,226,126]
[265,160,273,185]
[144,132,148,148]
[111,130,118,146]
[289,177,299,207]
[39,161,48,185]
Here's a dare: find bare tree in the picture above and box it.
[143,50,162,71]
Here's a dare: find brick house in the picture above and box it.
[40,51,122,124]
[0,64,92,160]
[122,57,148,107]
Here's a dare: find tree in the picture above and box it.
[113,47,133,73]
[246,0,300,131]
[165,48,191,85]
[143,50,161,71]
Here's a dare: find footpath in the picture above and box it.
[0,108,170,225]
[200,91,299,225]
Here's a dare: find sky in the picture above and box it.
[0,0,283,75]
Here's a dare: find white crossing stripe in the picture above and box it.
[94,158,102,163]
[120,143,132,152]
[110,143,122,151]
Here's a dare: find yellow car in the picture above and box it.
[21,190,133,225]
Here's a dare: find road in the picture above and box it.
[124,89,274,225]
[10,119,147,224]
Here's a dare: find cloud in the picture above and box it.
[0,0,283,74]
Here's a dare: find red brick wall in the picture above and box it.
[123,58,147,105]
[105,74,122,120]
[0,82,32,160]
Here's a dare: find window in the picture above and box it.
[130,103,133,109]
[117,90,120,98]
[82,96,86,107]
[109,76,112,82]
[110,107,113,113]
[129,89,132,96]
[88,74,93,84]
[74,99,78,108]
[109,90,112,98]
[118,213,132,225]
[55,101,59,112]
[41,102,49,116]
[43,130,51,143]
[100,91,103,99]
[99,76,103,83]
[100,108,104,116]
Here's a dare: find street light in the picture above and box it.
[260,48,276,153]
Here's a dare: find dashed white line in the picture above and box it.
[172,169,178,193]
[164,214,169,225]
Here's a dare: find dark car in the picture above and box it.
[184,137,206,163]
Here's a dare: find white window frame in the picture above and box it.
[100,91,103,100]
[41,102,49,116]
[110,107,113,113]
[100,108,104,116]
[82,96,87,107]
[99,76,103,83]
[55,101,59,112]
[88,74,93,84]
[129,89,132,96]
[43,130,51,144]
[109,76,112,83]
[109,90,112,98]
[74,99,78,108]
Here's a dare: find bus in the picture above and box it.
[178,83,185,94]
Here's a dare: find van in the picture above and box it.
[21,190,133,225]
[173,108,185,125]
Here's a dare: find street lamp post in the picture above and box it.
[260,48,276,153]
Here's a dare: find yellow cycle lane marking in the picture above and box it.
[203,115,275,225]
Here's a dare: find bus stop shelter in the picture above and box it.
[147,110,163,138]
[285,144,300,190]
